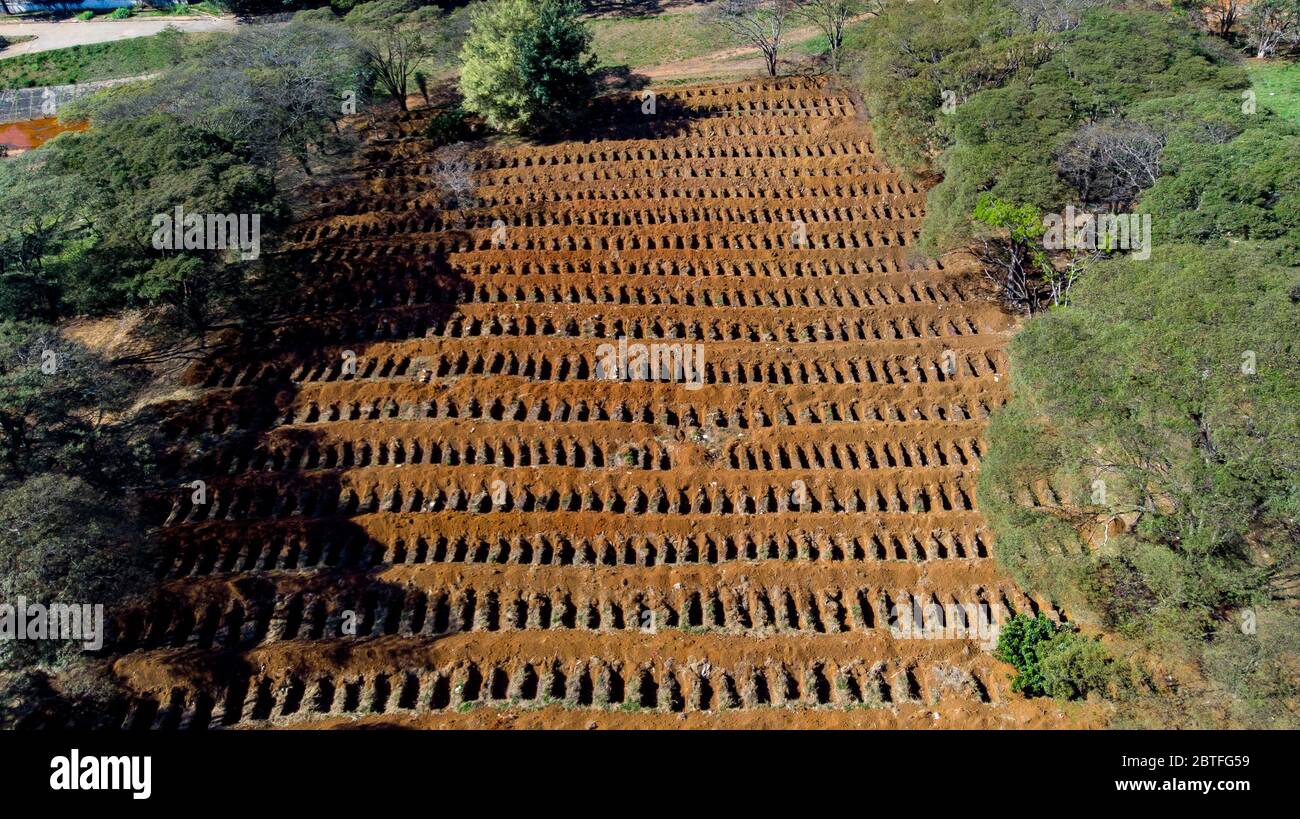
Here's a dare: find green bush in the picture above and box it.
[995,613,1111,699]
[108,7,133,20]
[994,613,1061,696]
[75,10,95,21]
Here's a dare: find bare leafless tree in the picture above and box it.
[1244,0,1300,58]
[709,0,796,78]
[974,235,1097,312]
[1056,119,1166,210]
[432,143,477,213]
[1011,0,1110,32]
[792,0,877,72]
[1204,0,1243,36]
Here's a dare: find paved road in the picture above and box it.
[0,17,236,57]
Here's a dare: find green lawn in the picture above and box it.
[588,9,727,68]
[0,29,225,90]
[133,1,228,17]
[1245,59,1300,125]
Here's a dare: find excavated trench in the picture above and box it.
[34,77,1092,730]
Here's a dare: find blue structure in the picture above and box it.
[3,1,139,11]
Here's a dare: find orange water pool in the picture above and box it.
[0,117,89,153]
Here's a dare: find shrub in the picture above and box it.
[1037,630,1113,700]
[995,613,1111,699]
[75,10,95,21]
[425,105,469,145]
[994,613,1062,696]
[108,7,133,19]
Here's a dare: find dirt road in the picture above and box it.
[0,17,235,57]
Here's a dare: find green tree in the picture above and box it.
[979,245,1300,722]
[44,115,284,340]
[970,194,1052,311]
[0,152,82,323]
[515,0,596,134]
[847,0,1051,174]
[459,0,595,135]
[0,473,154,671]
[71,17,368,174]
[1135,112,1300,263]
[459,0,534,132]
[0,321,135,483]
[857,7,1249,253]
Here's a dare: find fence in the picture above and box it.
[0,75,141,124]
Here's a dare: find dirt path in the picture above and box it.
[0,16,235,57]
[639,41,774,80]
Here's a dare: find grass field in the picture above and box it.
[0,29,225,90]
[592,10,871,72]
[1245,59,1300,124]
[588,8,725,68]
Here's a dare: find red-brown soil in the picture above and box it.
[0,116,87,153]
[92,78,1099,729]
